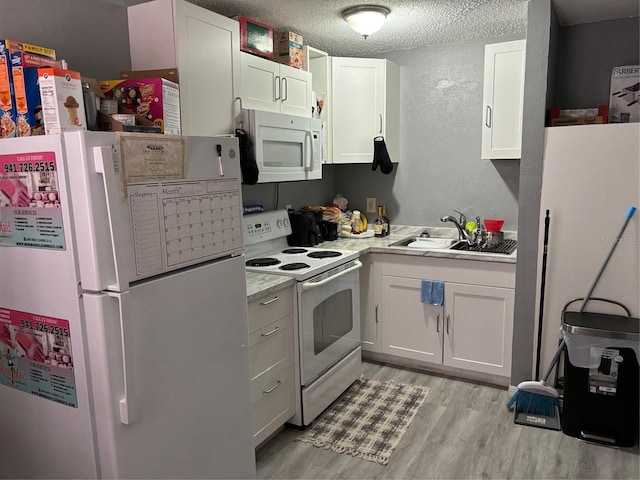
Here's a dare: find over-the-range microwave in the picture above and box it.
[242,109,322,183]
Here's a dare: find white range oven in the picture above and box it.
[244,210,361,426]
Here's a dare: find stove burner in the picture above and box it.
[307,250,342,259]
[246,258,281,267]
[282,248,308,254]
[279,262,310,271]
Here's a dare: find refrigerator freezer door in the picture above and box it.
[83,256,256,479]
[64,132,244,292]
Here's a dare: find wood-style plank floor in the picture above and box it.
[256,361,639,479]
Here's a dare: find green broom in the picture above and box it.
[507,205,637,426]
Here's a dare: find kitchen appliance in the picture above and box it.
[0,132,255,479]
[287,210,320,246]
[244,209,362,426]
[318,220,338,241]
[241,109,322,183]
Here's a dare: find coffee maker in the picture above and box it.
[287,210,320,246]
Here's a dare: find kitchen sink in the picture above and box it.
[390,237,457,249]
[449,239,517,255]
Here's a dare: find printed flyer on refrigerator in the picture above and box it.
[0,307,77,407]
[0,151,66,249]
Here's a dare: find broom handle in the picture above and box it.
[535,210,550,380]
[578,206,636,313]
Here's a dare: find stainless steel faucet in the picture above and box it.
[440,210,473,243]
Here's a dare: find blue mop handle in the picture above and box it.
[579,206,637,312]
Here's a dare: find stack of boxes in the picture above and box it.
[0,40,68,139]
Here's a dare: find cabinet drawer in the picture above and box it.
[248,287,294,333]
[251,365,295,447]
[249,314,294,389]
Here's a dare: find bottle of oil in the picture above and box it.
[382,204,390,236]
[374,205,385,237]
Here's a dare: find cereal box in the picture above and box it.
[7,40,62,136]
[38,68,87,135]
[0,40,61,138]
[99,77,180,134]
[608,65,640,123]
[277,31,304,70]
[0,40,17,138]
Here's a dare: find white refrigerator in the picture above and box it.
[0,131,256,479]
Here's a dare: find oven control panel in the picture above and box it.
[243,209,292,244]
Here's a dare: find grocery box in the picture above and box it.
[120,68,179,84]
[38,67,87,135]
[100,77,180,134]
[237,16,273,59]
[0,42,16,138]
[608,65,640,123]
[0,40,61,138]
[277,31,304,69]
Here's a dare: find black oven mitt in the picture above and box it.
[235,128,259,185]
[372,135,393,174]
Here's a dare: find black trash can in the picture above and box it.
[561,310,639,447]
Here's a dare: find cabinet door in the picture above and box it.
[279,64,313,117]
[360,254,381,353]
[331,57,385,164]
[481,39,526,159]
[380,276,443,364]
[240,53,281,113]
[444,283,514,376]
[173,0,240,136]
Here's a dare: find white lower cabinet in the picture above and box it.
[380,276,443,364]
[247,286,295,447]
[362,254,515,380]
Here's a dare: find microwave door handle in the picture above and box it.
[301,261,362,291]
[304,130,313,171]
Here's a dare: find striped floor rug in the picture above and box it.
[298,376,430,465]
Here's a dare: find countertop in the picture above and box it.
[246,225,517,300]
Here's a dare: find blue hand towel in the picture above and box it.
[421,279,444,306]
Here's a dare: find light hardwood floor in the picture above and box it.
[256,361,639,479]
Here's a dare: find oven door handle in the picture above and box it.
[301,260,362,291]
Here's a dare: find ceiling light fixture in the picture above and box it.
[342,5,391,39]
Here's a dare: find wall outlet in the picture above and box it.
[285,204,292,210]
[366,198,376,213]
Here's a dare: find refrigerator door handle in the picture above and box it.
[107,290,139,425]
[93,146,128,291]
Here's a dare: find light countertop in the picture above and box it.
[246,225,517,299]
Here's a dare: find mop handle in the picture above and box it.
[578,206,637,313]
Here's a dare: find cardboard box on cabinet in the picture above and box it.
[608,65,640,123]
[277,31,304,69]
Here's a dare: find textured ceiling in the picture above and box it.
[122,0,639,57]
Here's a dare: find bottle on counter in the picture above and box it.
[351,210,362,234]
[382,203,390,236]
[374,205,385,237]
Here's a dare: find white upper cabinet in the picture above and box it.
[240,52,312,118]
[481,39,526,159]
[128,0,240,136]
[330,57,399,164]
